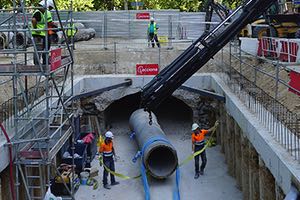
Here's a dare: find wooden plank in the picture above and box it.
[19,150,48,159]
[49,127,73,160]
[0,64,39,73]
[0,56,71,74]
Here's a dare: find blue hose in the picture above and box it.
[140,136,180,200]
[173,167,181,200]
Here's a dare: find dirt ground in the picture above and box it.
[198,46,300,115]
[235,52,300,115]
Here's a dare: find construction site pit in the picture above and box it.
[73,75,242,200]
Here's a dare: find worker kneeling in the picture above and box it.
[191,122,217,179]
[99,131,120,189]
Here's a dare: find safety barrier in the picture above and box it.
[240,37,300,64]
[257,37,300,63]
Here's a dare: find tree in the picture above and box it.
[93,0,125,10]
[0,0,10,9]
[221,0,243,9]
[0,0,246,12]
[0,0,40,9]
[1,0,95,11]
[56,0,94,11]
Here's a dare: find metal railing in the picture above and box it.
[0,75,65,134]
[75,39,194,74]
[0,10,220,46]
[218,41,300,160]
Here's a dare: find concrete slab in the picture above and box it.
[75,117,242,199]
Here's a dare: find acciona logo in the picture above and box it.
[136,64,159,75]
[51,51,61,62]
[137,65,158,74]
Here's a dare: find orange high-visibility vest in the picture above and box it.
[99,141,113,157]
[192,129,209,145]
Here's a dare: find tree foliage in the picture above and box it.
[0,0,93,11]
[56,0,94,11]
[221,0,243,9]
[0,0,244,11]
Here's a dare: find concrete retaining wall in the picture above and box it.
[75,73,300,195]
[78,74,300,199]
[1,73,299,199]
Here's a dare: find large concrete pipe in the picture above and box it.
[0,33,5,49]
[0,32,12,49]
[0,32,26,49]
[3,32,14,49]
[129,109,178,179]
[15,32,26,48]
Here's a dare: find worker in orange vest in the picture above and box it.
[99,131,120,189]
[191,121,218,179]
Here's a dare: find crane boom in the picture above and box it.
[140,0,277,112]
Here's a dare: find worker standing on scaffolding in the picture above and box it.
[99,131,120,189]
[66,19,77,50]
[31,1,47,65]
[45,0,58,51]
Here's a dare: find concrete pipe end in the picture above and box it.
[16,32,25,48]
[145,144,178,179]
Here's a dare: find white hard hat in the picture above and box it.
[191,123,200,131]
[47,0,54,8]
[39,0,53,8]
[150,17,154,21]
[105,131,114,139]
[38,0,46,7]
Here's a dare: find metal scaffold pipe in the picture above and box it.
[129,109,178,179]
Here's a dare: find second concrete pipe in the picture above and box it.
[129,109,178,179]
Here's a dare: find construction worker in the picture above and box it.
[147,17,160,48]
[66,20,77,50]
[45,0,58,51]
[31,1,47,65]
[99,131,119,189]
[191,121,218,179]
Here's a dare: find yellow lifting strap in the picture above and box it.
[99,157,141,180]
[97,135,104,147]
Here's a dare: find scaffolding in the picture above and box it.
[0,0,76,199]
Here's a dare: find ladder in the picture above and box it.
[18,163,47,200]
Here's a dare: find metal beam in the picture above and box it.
[49,126,72,160]
[179,85,225,102]
[70,78,132,101]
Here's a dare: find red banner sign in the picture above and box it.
[289,70,300,96]
[136,64,159,75]
[50,48,62,71]
[136,12,150,20]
